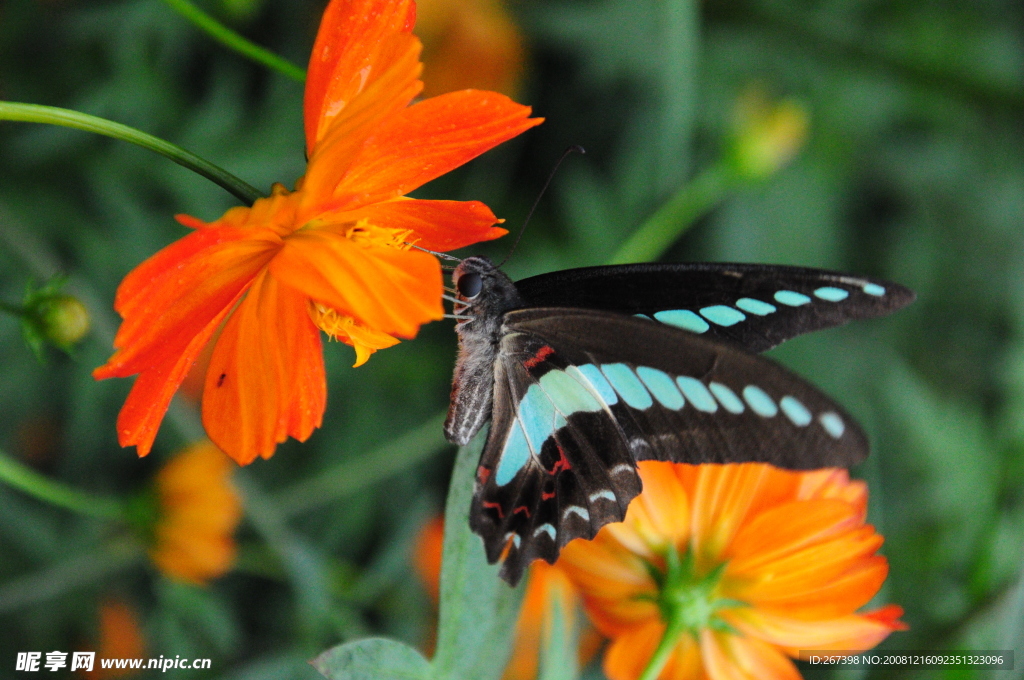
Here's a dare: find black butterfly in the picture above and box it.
[443,259,914,585]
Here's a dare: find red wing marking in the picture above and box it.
[513,505,531,517]
[524,345,555,369]
[477,466,491,485]
[541,490,556,500]
[482,500,505,519]
[549,445,571,475]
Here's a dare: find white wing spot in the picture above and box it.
[609,464,634,476]
[533,524,556,540]
[503,532,521,549]
[563,505,590,521]
[589,490,616,503]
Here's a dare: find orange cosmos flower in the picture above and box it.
[559,461,906,680]
[149,441,242,584]
[93,0,542,464]
[414,516,602,680]
[90,600,146,678]
[416,0,525,98]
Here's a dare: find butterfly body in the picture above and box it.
[446,256,914,584]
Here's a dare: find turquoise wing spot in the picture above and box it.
[774,290,812,306]
[709,382,745,413]
[654,309,709,333]
[779,395,812,426]
[636,367,684,409]
[735,298,776,316]
[517,384,557,453]
[742,385,778,417]
[814,286,849,302]
[496,418,531,486]
[819,411,846,438]
[699,305,746,327]
[539,369,603,415]
[676,376,718,413]
[569,364,619,406]
[601,363,654,409]
[862,283,886,296]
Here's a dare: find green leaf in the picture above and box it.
[311,638,430,680]
[430,438,526,680]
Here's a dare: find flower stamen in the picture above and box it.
[344,219,416,250]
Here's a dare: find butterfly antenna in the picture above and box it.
[496,145,586,268]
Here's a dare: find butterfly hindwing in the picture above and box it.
[470,327,640,581]
[514,262,915,353]
[472,308,868,584]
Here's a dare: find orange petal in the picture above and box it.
[269,227,443,339]
[723,607,904,652]
[603,621,702,680]
[662,635,704,680]
[108,304,236,457]
[559,535,658,635]
[418,0,525,99]
[95,227,281,378]
[736,557,890,619]
[346,198,506,251]
[201,273,326,464]
[726,526,885,612]
[607,461,691,558]
[690,464,772,571]
[176,186,303,236]
[503,562,579,680]
[304,0,419,151]
[149,441,242,583]
[94,600,146,677]
[602,620,663,680]
[700,630,800,680]
[301,36,423,208]
[413,516,445,603]
[331,90,542,206]
[726,499,862,569]
[797,469,868,521]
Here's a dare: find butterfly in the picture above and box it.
[443,258,914,584]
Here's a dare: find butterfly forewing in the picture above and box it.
[473,308,869,584]
[514,263,915,352]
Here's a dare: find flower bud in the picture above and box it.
[15,278,91,359]
[728,88,809,181]
[37,295,90,348]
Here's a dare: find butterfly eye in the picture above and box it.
[457,272,483,299]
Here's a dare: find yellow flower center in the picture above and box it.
[309,302,354,340]
[343,219,416,250]
[307,301,401,367]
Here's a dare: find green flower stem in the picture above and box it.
[0,449,126,521]
[0,538,144,614]
[160,0,306,83]
[0,101,263,205]
[637,617,688,680]
[610,162,738,265]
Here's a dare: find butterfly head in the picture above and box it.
[450,256,523,329]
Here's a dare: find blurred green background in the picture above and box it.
[1,0,1023,677]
